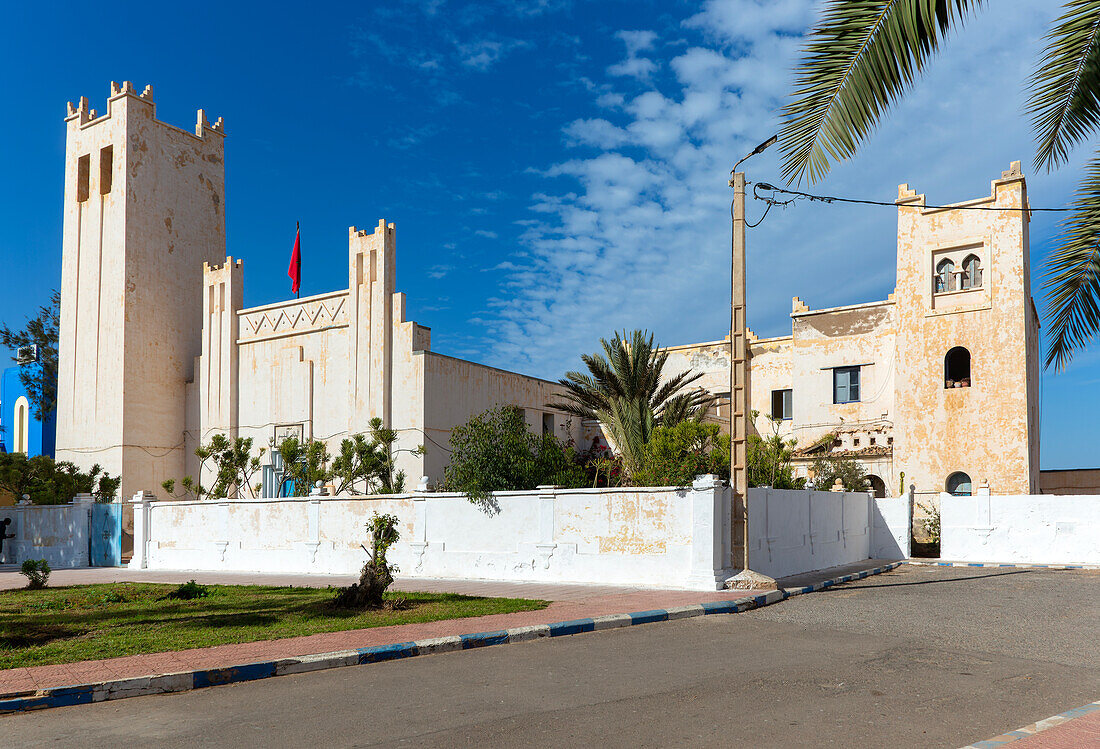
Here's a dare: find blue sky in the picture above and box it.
[1,0,1096,468]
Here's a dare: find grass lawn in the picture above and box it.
[0,583,549,669]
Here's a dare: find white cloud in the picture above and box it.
[475,229,499,239]
[480,0,1071,383]
[458,38,529,71]
[608,30,660,80]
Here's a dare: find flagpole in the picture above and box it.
[295,220,300,299]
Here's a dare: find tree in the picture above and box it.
[779,1,1100,370]
[746,413,803,489]
[443,405,586,507]
[809,454,868,492]
[276,436,330,497]
[0,453,119,504]
[330,418,425,495]
[632,421,730,487]
[547,330,714,478]
[163,434,264,500]
[0,290,59,420]
[333,512,401,609]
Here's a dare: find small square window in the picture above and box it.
[833,366,861,404]
[542,412,554,435]
[853,438,860,447]
[770,389,792,420]
[870,437,876,445]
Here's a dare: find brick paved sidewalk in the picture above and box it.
[967,703,1100,748]
[0,573,767,695]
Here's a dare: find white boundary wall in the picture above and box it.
[130,481,907,589]
[940,491,1100,565]
[0,496,93,568]
[746,488,899,580]
[131,478,737,591]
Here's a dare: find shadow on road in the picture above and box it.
[819,568,1030,591]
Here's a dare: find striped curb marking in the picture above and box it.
[908,560,1099,571]
[960,699,1100,748]
[0,562,903,714]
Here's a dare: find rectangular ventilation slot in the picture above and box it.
[77,154,90,202]
[99,145,113,195]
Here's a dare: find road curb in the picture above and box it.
[908,560,1098,570]
[960,698,1100,748]
[0,562,903,714]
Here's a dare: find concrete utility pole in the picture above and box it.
[729,171,750,574]
[726,137,778,591]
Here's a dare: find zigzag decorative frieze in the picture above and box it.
[238,293,348,342]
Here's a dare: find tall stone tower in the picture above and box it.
[55,82,227,504]
[892,162,1040,495]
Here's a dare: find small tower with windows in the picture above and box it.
[892,162,1040,495]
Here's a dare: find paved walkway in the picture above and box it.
[0,566,794,695]
[0,561,895,696]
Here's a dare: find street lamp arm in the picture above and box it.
[730,134,778,181]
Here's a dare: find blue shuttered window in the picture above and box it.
[833,366,861,404]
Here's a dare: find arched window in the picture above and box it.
[14,396,29,454]
[961,254,982,289]
[944,347,971,387]
[946,471,972,496]
[935,259,955,293]
[867,474,886,498]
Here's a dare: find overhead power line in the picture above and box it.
[751,182,1075,213]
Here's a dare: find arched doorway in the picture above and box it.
[866,474,886,498]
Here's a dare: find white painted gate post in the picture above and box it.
[128,491,155,569]
[688,475,727,590]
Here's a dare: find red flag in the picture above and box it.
[288,222,301,297]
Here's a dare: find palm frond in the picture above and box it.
[1043,152,1100,370]
[1029,0,1100,171]
[779,0,979,185]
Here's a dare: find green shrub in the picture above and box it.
[166,580,210,600]
[20,559,50,590]
[443,406,586,507]
[632,421,730,487]
[333,512,401,609]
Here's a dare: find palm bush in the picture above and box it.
[547,330,714,478]
[780,0,1100,370]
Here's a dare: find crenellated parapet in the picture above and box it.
[64,81,224,141]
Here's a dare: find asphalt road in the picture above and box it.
[6,565,1099,748]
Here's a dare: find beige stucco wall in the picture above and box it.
[892,164,1038,495]
[420,352,582,483]
[1039,469,1100,495]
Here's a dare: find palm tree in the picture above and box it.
[779,0,1100,370]
[547,330,714,476]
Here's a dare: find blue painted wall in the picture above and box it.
[0,364,55,457]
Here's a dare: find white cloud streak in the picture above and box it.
[480,0,1070,381]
